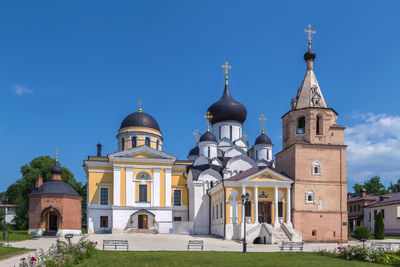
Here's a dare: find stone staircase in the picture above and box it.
[125,228,156,234]
[245,223,301,244]
[271,226,290,244]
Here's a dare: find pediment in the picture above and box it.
[246,168,293,183]
[109,145,177,162]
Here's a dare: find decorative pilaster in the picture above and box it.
[126,167,134,206]
[153,168,161,206]
[165,168,172,206]
[274,186,279,227]
[254,186,258,224]
[286,186,291,225]
[113,167,121,206]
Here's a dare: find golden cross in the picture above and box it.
[204,111,213,131]
[304,24,316,50]
[138,99,142,112]
[55,147,58,162]
[259,114,267,133]
[243,131,248,140]
[221,61,232,85]
[193,129,200,144]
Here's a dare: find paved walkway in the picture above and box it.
[0,234,362,266]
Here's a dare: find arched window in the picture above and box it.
[312,160,322,176]
[121,138,125,151]
[208,146,211,158]
[305,189,316,204]
[145,137,150,147]
[266,149,269,160]
[297,116,305,134]
[230,126,233,140]
[316,115,322,135]
[131,136,137,148]
[156,140,159,150]
[219,126,221,139]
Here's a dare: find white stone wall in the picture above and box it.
[88,208,113,234]
[212,121,242,141]
[368,204,400,235]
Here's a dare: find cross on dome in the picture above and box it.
[55,147,59,162]
[204,111,213,131]
[259,114,267,134]
[304,24,316,50]
[193,129,200,145]
[221,61,232,85]
[138,99,143,112]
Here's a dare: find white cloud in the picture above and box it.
[14,84,33,95]
[345,113,400,185]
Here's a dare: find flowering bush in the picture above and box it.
[316,245,400,266]
[19,237,97,267]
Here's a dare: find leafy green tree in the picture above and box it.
[354,226,370,240]
[374,212,384,239]
[388,179,400,192]
[352,176,388,197]
[5,156,85,229]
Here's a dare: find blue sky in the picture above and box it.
[1,1,400,192]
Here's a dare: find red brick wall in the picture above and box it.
[29,194,82,230]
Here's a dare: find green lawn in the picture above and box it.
[0,244,32,260]
[77,251,383,267]
[4,230,33,242]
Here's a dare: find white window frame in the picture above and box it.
[173,189,182,206]
[99,187,109,205]
[305,189,316,204]
[312,160,322,176]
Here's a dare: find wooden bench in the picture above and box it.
[370,242,391,251]
[187,240,204,251]
[103,240,129,251]
[279,241,304,252]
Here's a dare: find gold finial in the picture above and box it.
[193,129,200,145]
[304,24,316,50]
[204,111,213,131]
[221,61,232,86]
[259,114,267,134]
[138,99,142,112]
[55,147,58,162]
[243,131,248,140]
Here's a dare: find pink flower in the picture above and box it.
[20,258,26,261]
[30,257,36,261]
[95,241,98,245]
[348,244,351,247]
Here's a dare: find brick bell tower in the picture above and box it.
[275,25,348,242]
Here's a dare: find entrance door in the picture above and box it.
[49,213,58,231]
[138,214,148,229]
[258,202,272,224]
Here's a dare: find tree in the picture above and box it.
[374,212,384,239]
[354,226,370,240]
[352,176,388,197]
[5,156,85,229]
[388,178,400,192]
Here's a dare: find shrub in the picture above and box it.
[375,212,385,239]
[354,226,370,240]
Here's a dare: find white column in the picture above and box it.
[153,168,161,206]
[254,186,258,224]
[151,180,154,206]
[165,168,172,206]
[113,167,121,206]
[126,167,134,206]
[274,186,279,227]
[286,186,291,224]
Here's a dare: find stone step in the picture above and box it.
[126,228,156,234]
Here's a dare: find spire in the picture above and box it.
[55,147,58,162]
[291,25,327,110]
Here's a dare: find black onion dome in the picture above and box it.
[50,161,63,175]
[120,111,160,131]
[207,84,247,125]
[254,132,272,145]
[304,49,316,61]
[199,131,217,143]
[188,146,199,156]
[30,180,79,196]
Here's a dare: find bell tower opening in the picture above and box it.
[297,116,305,134]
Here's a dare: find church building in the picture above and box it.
[84,29,348,242]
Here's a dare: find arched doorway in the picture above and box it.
[130,209,155,230]
[138,214,148,229]
[41,206,61,233]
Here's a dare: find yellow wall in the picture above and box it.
[87,170,113,205]
[160,169,165,206]
[120,168,126,206]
